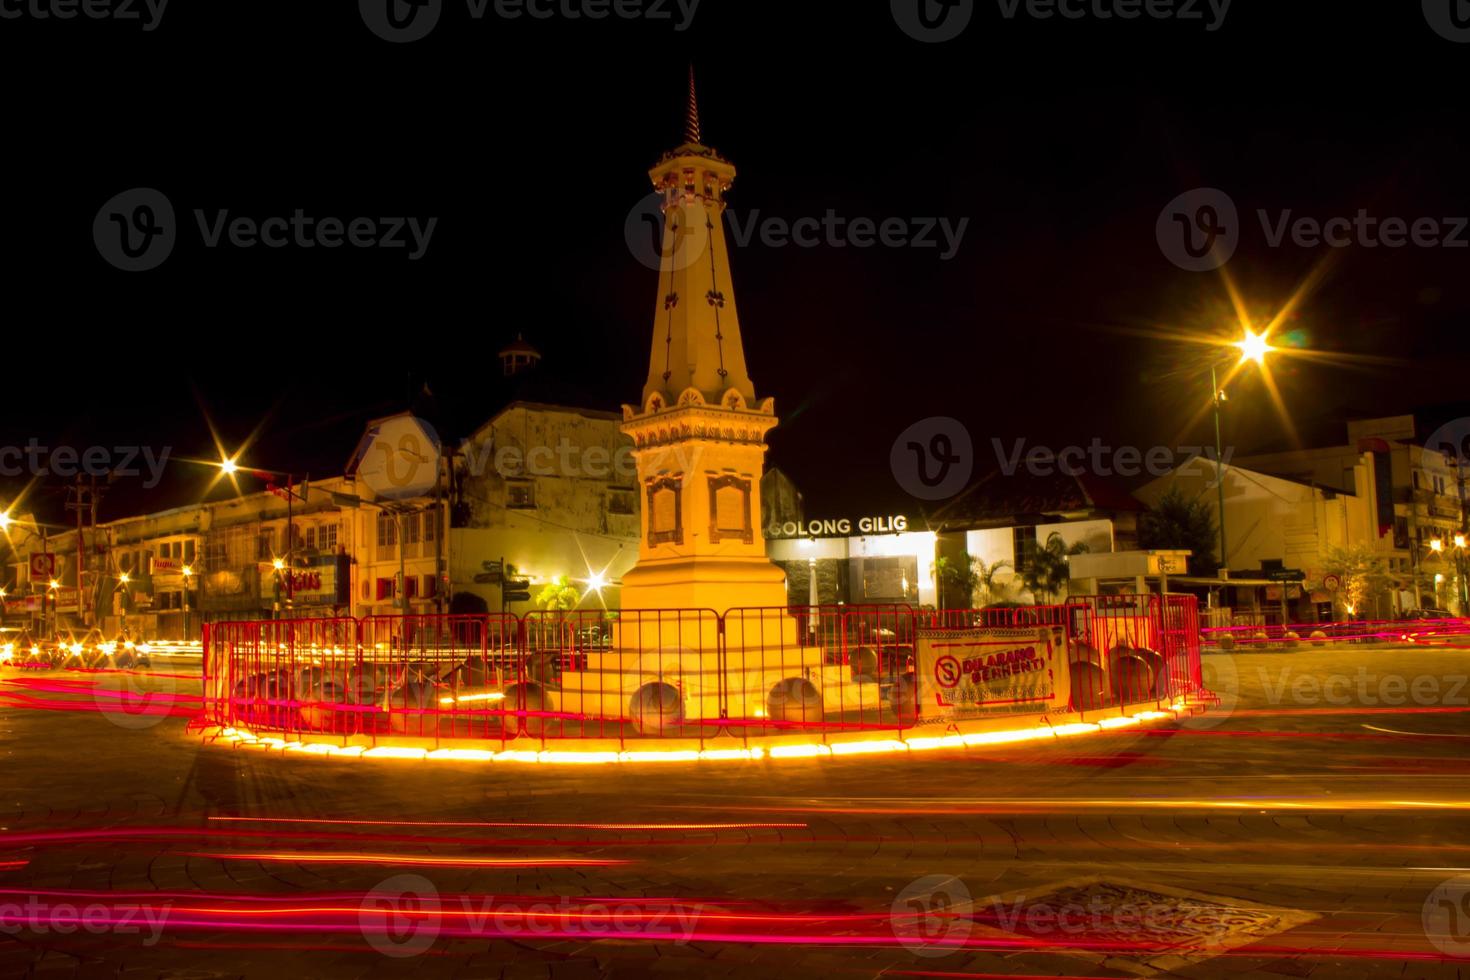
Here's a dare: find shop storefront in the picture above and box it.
[765,514,938,608]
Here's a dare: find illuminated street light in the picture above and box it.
[0,512,10,531]
[1456,534,1467,550]
[1233,328,1273,365]
[48,580,59,591]
[219,457,239,476]
[118,572,131,586]
[1430,538,1445,553]
[272,558,286,571]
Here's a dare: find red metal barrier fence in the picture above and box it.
[203,595,1203,746]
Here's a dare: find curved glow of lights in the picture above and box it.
[208,703,1196,766]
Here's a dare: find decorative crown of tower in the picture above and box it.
[625,68,775,427]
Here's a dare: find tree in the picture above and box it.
[974,557,1012,606]
[932,554,979,611]
[1319,544,1389,619]
[535,575,581,612]
[1021,532,1088,603]
[1139,488,1220,575]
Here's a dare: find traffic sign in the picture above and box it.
[503,578,532,604]
[29,553,56,580]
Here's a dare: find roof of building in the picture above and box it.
[498,334,541,358]
[931,467,1144,529]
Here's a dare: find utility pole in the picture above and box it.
[65,477,102,629]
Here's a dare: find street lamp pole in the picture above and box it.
[1211,361,1228,577]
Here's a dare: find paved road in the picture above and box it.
[2,646,1469,978]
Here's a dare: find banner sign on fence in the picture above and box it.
[915,627,1061,722]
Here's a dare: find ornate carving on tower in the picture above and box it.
[618,71,788,613]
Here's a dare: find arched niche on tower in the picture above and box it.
[646,475,684,548]
[707,474,754,545]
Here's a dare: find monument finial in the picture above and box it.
[685,64,702,145]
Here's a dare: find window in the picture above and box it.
[608,488,635,515]
[507,481,536,509]
[404,575,419,599]
[257,529,276,561]
[1013,526,1039,570]
[375,578,394,601]
[423,509,437,543]
[377,513,396,548]
[184,540,196,564]
[403,513,422,546]
[421,575,438,598]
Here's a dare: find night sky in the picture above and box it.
[4,1,1469,525]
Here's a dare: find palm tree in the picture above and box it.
[974,557,1012,606]
[1021,532,1088,603]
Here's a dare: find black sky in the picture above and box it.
[3,0,1469,525]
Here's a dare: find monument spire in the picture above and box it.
[617,73,785,613]
[685,64,701,145]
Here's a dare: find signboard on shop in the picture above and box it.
[914,627,1065,723]
[258,559,344,606]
